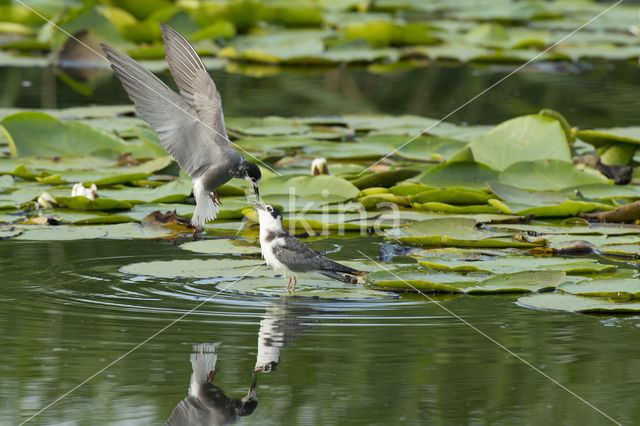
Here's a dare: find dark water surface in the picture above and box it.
[1,239,640,425]
[2,61,640,425]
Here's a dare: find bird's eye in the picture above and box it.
[267,207,272,211]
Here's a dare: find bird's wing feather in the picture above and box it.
[273,235,357,274]
[160,23,230,149]
[102,44,224,178]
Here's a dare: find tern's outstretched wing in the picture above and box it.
[102,44,225,178]
[161,23,230,150]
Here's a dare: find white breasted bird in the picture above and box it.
[102,24,261,228]
[251,202,367,291]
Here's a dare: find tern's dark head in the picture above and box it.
[251,202,283,228]
[243,162,261,200]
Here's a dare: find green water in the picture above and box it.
[3,61,640,425]
[1,238,639,425]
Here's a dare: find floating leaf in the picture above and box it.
[120,258,266,279]
[517,293,640,314]
[55,196,133,211]
[416,162,499,190]
[1,112,130,158]
[180,238,260,255]
[499,159,609,191]
[410,187,492,205]
[558,278,640,300]
[469,115,570,171]
[466,270,566,294]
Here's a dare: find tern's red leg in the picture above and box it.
[291,277,298,292]
[209,192,221,206]
[286,276,292,291]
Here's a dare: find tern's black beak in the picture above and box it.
[253,184,260,200]
[250,201,265,211]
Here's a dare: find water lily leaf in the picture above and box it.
[344,21,440,47]
[180,238,260,255]
[418,255,615,275]
[415,202,499,214]
[98,179,193,203]
[388,183,436,196]
[1,112,129,158]
[260,175,360,200]
[227,277,394,299]
[392,135,468,162]
[55,196,133,211]
[514,200,614,218]
[517,293,640,314]
[367,268,478,292]
[499,160,610,191]
[469,115,570,171]
[226,116,310,136]
[416,162,499,190]
[410,187,492,205]
[359,193,411,209]
[466,270,566,294]
[558,279,640,300]
[120,258,266,279]
[488,181,566,206]
[37,208,137,224]
[576,127,640,148]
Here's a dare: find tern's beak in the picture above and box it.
[253,184,260,200]
[250,201,265,211]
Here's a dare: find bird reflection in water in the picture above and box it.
[166,300,316,425]
[165,343,258,426]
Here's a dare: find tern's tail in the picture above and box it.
[192,180,219,227]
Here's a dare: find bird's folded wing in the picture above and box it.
[274,236,356,274]
[161,23,230,150]
[102,44,223,178]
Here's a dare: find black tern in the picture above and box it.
[251,202,367,291]
[102,23,261,228]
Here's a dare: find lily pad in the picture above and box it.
[1,112,130,158]
[227,277,395,299]
[558,279,640,300]
[180,238,260,255]
[469,114,571,171]
[120,258,266,279]
[466,270,566,294]
[416,162,499,190]
[499,160,610,191]
[517,293,640,314]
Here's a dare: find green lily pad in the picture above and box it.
[97,179,193,203]
[120,258,266,279]
[260,175,360,200]
[469,114,570,171]
[54,196,133,211]
[514,200,614,218]
[392,135,468,162]
[488,181,566,207]
[558,278,640,300]
[180,238,260,255]
[419,255,615,275]
[350,169,419,189]
[13,222,182,240]
[227,116,310,136]
[499,159,610,191]
[517,293,640,314]
[415,202,500,214]
[367,268,478,292]
[416,162,499,190]
[466,270,566,294]
[576,127,640,148]
[1,112,130,158]
[228,277,395,299]
[410,187,492,205]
